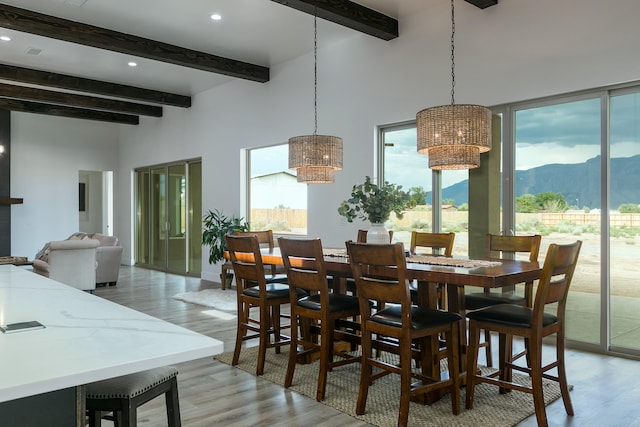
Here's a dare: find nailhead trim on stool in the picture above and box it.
[86,366,181,427]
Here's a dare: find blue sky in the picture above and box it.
[251,92,640,193]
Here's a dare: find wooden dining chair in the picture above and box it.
[464,234,542,366]
[224,234,293,376]
[234,229,288,279]
[465,240,582,427]
[278,237,360,401]
[409,231,455,310]
[409,231,455,257]
[347,241,461,427]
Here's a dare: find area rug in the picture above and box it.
[172,288,237,311]
[215,347,565,427]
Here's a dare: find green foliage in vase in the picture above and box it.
[202,209,249,264]
[337,176,416,224]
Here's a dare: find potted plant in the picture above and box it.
[202,209,249,287]
[338,176,415,243]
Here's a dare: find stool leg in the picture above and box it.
[88,410,100,427]
[165,377,182,427]
[122,402,136,427]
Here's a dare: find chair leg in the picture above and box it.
[397,337,412,427]
[530,339,548,427]
[355,329,372,416]
[316,318,333,401]
[256,303,270,376]
[284,313,299,388]
[556,330,574,416]
[165,377,182,427]
[465,321,481,410]
[446,323,461,415]
[232,300,247,366]
[483,329,493,367]
[273,305,282,354]
[498,332,513,394]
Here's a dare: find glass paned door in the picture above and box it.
[150,166,167,270]
[167,164,186,273]
[610,92,640,351]
[188,162,202,273]
[514,98,601,344]
[135,160,202,276]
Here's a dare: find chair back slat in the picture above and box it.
[533,241,582,322]
[484,234,541,262]
[347,242,410,307]
[234,230,275,249]
[278,238,327,295]
[410,232,455,256]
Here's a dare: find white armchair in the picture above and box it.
[32,239,100,292]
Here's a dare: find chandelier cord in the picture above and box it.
[450,0,456,106]
[313,2,318,136]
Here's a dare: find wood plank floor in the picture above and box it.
[94,266,640,426]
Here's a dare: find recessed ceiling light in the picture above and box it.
[0,36,11,42]
[210,13,222,21]
[128,61,137,67]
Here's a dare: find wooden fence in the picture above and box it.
[250,209,640,232]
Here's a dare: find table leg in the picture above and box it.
[447,285,467,373]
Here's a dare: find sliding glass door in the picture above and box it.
[610,90,640,353]
[135,160,202,276]
[513,97,602,345]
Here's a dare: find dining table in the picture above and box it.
[225,245,542,402]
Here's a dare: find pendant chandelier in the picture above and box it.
[416,0,491,170]
[288,3,343,184]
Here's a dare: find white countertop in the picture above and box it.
[0,265,223,403]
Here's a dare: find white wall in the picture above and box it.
[10,113,119,258]
[10,0,640,281]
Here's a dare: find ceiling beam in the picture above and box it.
[271,0,398,40]
[0,64,191,108]
[0,83,162,117]
[0,98,139,125]
[464,0,498,9]
[0,4,269,83]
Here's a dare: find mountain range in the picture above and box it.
[427,155,640,209]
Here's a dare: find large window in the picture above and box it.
[381,124,471,255]
[381,81,640,357]
[247,143,307,234]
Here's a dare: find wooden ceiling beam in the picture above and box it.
[0,64,190,108]
[271,0,398,40]
[0,98,139,125]
[0,4,269,83]
[0,83,162,117]
[464,0,498,9]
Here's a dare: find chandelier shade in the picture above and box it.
[416,0,492,170]
[295,166,336,184]
[416,104,492,170]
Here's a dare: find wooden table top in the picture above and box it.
[226,247,541,289]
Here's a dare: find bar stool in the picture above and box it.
[86,365,181,427]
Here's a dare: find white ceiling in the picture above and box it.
[0,0,431,96]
